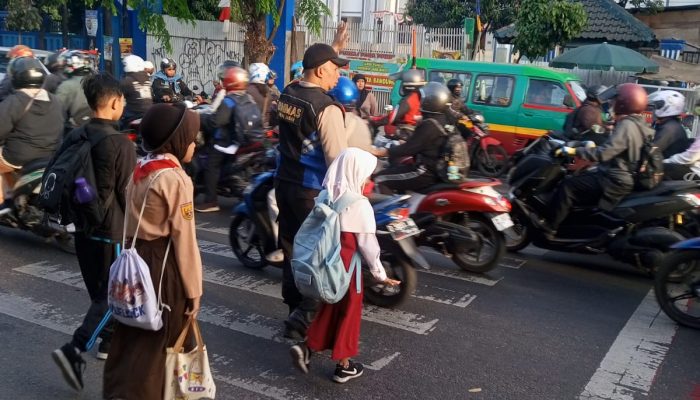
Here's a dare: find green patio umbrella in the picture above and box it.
[549,42,659,73]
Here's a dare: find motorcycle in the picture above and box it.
[455,113,509,177]
[228,172,429,308]
[0,158,74,253]
[505,132,700,274]
[654,237,700,329]
[396,178,512,273]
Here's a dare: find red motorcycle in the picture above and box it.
[456,113,510,177]
[379,178,512,273]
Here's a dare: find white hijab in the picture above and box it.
[322,148,377,233]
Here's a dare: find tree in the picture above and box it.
[227,0,331,64]
[5,0,42,43]
[513,0,586,62]
[406,0,518,32]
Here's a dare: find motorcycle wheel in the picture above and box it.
[54,234,76,255]
[229,214,267,269]
[363,253,417,308]
[452,214,505,273]
[475,145,509,177]
[505,213,531,253]
[654,249,700,329]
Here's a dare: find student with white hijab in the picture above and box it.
[289,148,400,383]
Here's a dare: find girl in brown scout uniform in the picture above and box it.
[103,103,203,399]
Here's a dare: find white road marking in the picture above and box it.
[499,256,527,269]
[13,261,404,369]
[579,289,679,400]
[418,268,502,287]
[365,352,401,371]
[199,239,236,258]
[0,290,308,400]
[196,222,230,236]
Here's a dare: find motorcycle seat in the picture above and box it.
[623,181,700,201]
[20,158,50,174]
[419,179,501,193]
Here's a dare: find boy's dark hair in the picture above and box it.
[82,72,123,111]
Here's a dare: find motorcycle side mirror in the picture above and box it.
[591,124,605,134]
[563,94,576,108]
[384,105,394,112]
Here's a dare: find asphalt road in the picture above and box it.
[0,196,698,400]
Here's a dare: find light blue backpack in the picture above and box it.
[292,189,364,304]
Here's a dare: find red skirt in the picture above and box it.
[306,232,363,361]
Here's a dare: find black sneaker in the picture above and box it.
[51,343,86,391]
[289,343,311,374]
[333,360,364,383]
[96,339,110,360]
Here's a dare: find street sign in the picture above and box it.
[85,10,98,37]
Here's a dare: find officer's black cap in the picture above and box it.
[302,43,349,70]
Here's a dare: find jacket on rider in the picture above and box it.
[0,88,63,166]
[151,71,194,103]
[394,91,421,126]
[576,114,652,210]
[653,117,688,159]
[120,71,153,120]
[275,81,343,190]
[566,100,603,137]
[212,90,250,146]
[388,113,446,176]
[56,75,92,130]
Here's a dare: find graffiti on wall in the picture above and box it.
[150,37,243,95]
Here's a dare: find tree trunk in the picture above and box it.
[245,17,275,65]
[17,31,22,44]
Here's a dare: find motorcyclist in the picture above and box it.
[289,60,303,83]
[119,54,153,127]
[649,90,689,158]
[195,64,251,213]
[151,57,200,103]
[43,50,67,94]
[562,85,606,141]
[0,56,63,214]
[55,50,94,131]
[329,76,373,152]
[372,82,449,193]
[446,78,474,120]
[391,69,425,139]
[540,83,652,236]
[143,61,155,78]
[0,45,35,101]
[247,63,272,127]
[663,97,700,181]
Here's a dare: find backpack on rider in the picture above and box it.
[39,125,116,233]
[228,93,264,145]
[628,117,664,190]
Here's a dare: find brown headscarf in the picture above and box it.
[140,103,200,161]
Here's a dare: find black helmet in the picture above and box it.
[420,82,452,114]
[586,85,608,103]
[400,69,426,93]
[9,56,46,89]
[61,50,93,76]
[446,78,463,94]
[160,57,177,71]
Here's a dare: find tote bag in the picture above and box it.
[165,316,217,399]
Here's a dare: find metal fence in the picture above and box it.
[298,20,468,61]
[146,16,246,95]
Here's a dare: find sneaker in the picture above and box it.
[51,343,86,391]
[96,339,110,360]
[0,199,12,216]
[195,202,220,213]
[265,249,285,263]
[289,343,311,374]
[333,360,364,383]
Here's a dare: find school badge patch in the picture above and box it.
[180,202,194,220]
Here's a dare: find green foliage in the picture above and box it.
[513,0,586,61]
[6,0,43,34]
[190,0,219,21]
[406,0,517,31]
[295,0,330,35]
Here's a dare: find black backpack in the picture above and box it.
[230,93,263,144]
[39,125,115,232]
[629,118,664,190]
[428,120,470,182]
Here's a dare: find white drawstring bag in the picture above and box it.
[107,169,173,331]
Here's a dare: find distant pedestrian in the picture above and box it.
[289,148,399,383]
[352,74,378,118]
[51,73,136,391]
[102,103,203,399]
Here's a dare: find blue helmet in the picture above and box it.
[290,60,303,80]
[328,76,359,107]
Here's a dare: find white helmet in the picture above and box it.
[122,54,145,73]
[143,60,154,70]
[648,90,686,118]
[248,63,270,84]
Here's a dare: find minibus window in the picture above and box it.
[473,75,514,107]
[526,79,569,108]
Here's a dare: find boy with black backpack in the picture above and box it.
[196,64,262,212]
[50,73,136,392]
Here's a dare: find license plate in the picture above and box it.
[386,218,420,240]
[491,213,514,231]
